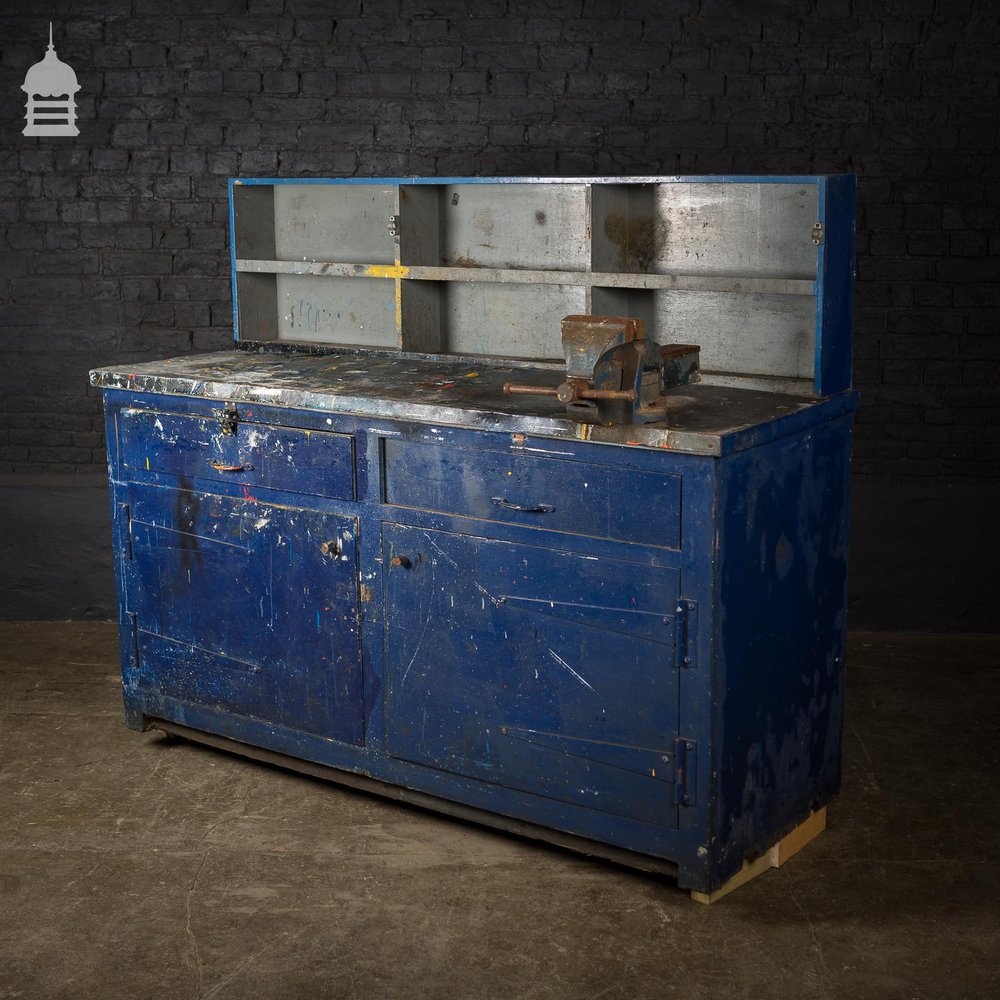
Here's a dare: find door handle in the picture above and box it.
[491,497,555,514]
[209,461,253,473]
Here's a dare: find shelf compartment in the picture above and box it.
[592,182,818,280]
[232,182,397,264]
[438,281,585,359]
[591,287,816,381]
[400,182,591,272]
[273,273,398,347]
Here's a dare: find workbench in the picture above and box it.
[92,175,857,897]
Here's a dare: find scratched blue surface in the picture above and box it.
[100,384,856,892]
[710,413,854,885]
[383,523,681,828]
[816,174,857,396]
[103,171,858,891]
[126,483,363,744]
[383,436,682,548]
[118,407,356,499]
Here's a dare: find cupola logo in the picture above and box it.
[21,23,80,137]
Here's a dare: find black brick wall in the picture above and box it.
[1,0,998,480]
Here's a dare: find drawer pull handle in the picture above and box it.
[320,540,342,557]
[209,461,253,473]
[491,497,555,515]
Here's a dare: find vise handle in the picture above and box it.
[503,379,637,403]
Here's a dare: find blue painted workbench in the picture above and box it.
[92,348,857,894]
[92,173,857,896]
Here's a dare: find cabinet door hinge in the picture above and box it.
[122,503,133,560]
[673,737,697,806]
[130,612,140,672]
[674,598,697,669]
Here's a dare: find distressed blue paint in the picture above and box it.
[382,524,681,828]
[816,174,857,396]
[383,436,681,548]
[711,412,854,884]
[717,388,860,456]
[99,383,855,892]
[118,407,356,499]
[99,172,858,894]
[141,690,684,860]
[126,483,363,743]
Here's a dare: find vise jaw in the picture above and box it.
[504,315,700,426]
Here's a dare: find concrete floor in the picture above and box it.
[1,625,997,1000]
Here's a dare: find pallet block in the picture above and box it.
[690,807,827,904]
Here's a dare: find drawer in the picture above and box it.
[118,408,355,500]
[383,438,680,548]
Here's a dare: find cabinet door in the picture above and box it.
[383,524,681,827]
[127,485,363,744]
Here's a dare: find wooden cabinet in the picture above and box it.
[93,175,857,897]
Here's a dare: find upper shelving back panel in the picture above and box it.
[229,176,855,396]
[430,183,590,271]
[591,183,817,278]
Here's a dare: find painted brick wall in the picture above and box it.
[0,0,997,480]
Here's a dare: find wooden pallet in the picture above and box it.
[690,807,827,905]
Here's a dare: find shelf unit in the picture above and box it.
[229,176,855,396]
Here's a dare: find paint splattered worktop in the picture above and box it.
[91,348,855,457]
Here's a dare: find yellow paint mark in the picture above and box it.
[304,430,311,440]
[365,263,410,279]
[145,457,150,470]
[652,768,656,778]
[388,250,404,335]
[464,372,479,378]
[577,424,592,441]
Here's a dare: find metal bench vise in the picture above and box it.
[503,315,700,425]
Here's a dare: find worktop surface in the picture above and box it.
[91,348,854,457]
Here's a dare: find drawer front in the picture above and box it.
[118,408,355,499]
[383,438,681,548]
